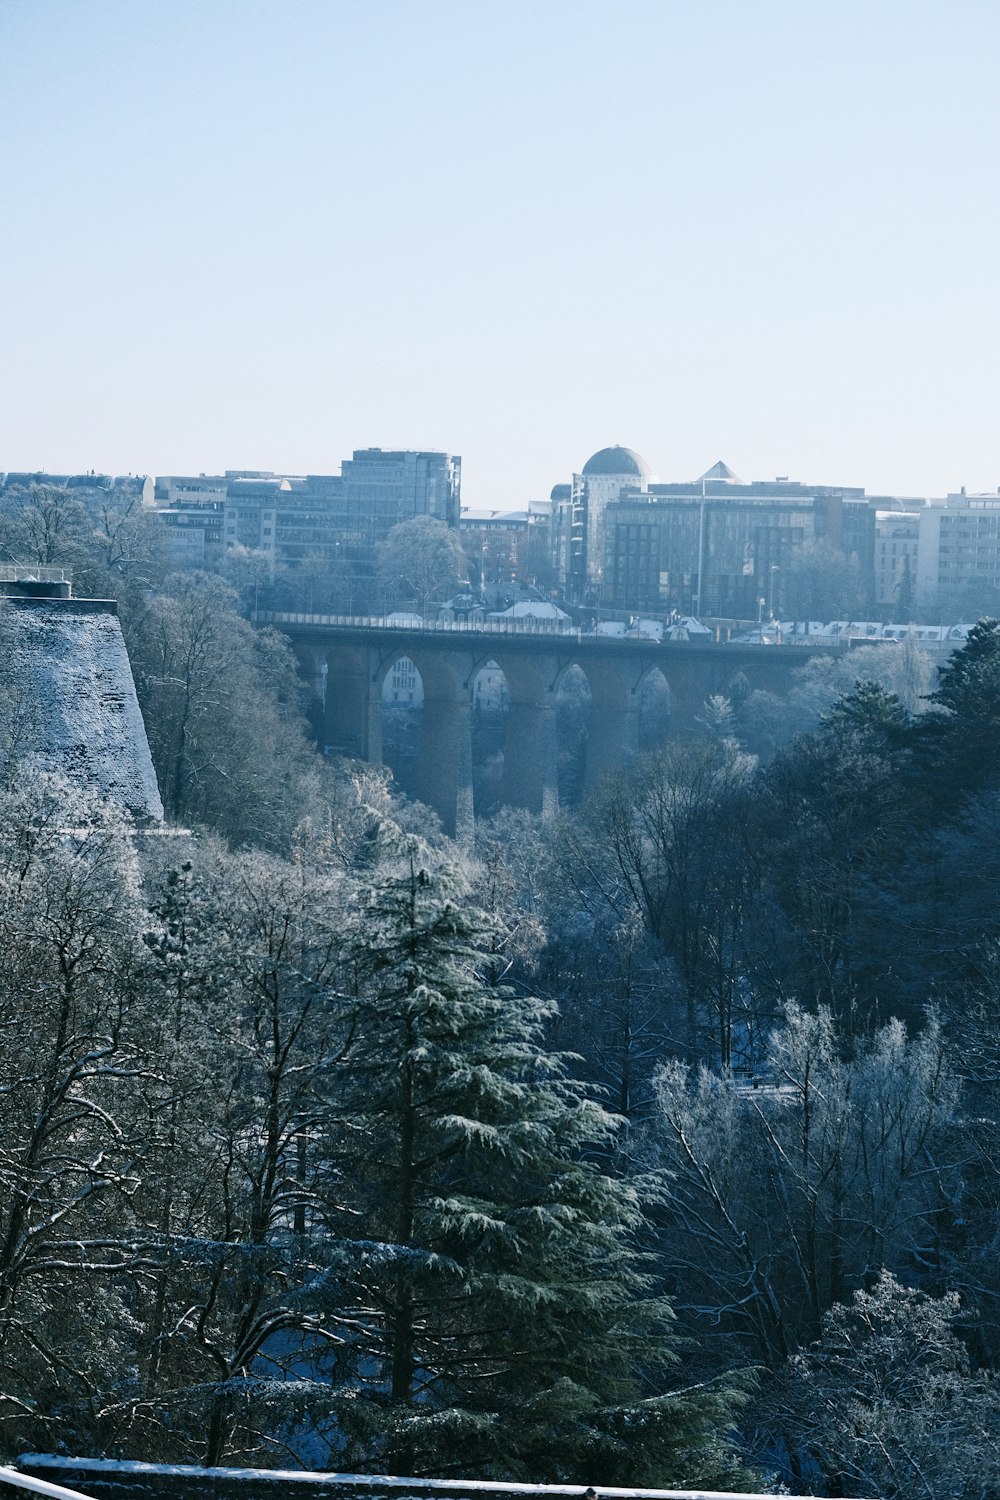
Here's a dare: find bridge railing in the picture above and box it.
[8,1459,876,1500]
[258,612,583,636]
[0,1468,99,1500]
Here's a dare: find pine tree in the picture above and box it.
[915,617,1000,812]
[316,828,751,1486]
[820,679,912,744]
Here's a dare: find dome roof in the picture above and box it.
[550,483,571,501]
[582,445,650,479]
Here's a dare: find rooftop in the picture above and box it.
[582,445,651,479]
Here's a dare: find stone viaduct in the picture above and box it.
[267,614,839,836]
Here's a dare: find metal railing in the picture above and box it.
[0,566,72,584]
[8,1459,875,1500]
[0,1469,97,1500]
[258,612,582,636]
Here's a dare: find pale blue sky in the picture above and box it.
[2,0,999,503]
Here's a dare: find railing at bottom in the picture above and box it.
[6,1456,876,1500]
[1,1468,100,1500]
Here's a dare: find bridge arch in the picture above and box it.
[282,618,830,830]
[551,662,591,806]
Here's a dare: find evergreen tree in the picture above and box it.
[820,679,912,745]
[317,827,751,1486]
[915,618,1000,811]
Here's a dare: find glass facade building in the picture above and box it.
[602,480,873,618]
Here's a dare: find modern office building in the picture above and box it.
[459,503,551,591]
[875,509,921,611]
[156,499,225,565]
[2,471,153,505]
[153,474,229,507]
[547,478,588,597]
[152,451,462,585]
[915,489,1000,607]
[543,448,874,614]
[542,447,653,594]
[339,449,461,539]
[596,463,872,617]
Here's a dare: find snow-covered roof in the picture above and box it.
[487,601,570,621]
[1,598,163,824]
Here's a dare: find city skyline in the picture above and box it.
[3,1,1000,502]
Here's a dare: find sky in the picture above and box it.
[2,0,1000,504]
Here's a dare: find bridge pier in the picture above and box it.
[501,698,559,817]
[323,647,381,762]
[582,662,642,795]
[416,690,474,842]
[279,618,827,832]
[584,702,640,793]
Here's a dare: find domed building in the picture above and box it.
[578,446,652,589]
[581,446,651,482]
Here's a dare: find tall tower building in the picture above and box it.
[577,445,651,588]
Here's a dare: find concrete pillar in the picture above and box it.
[579,660,641,796]
[492,655,560,820]
[324,648,377,760]
[416,689,474,842]
[583,701,640,795]
[540,700,559,818]
[501,698,558,816]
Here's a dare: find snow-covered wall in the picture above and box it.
[1,598,163,824]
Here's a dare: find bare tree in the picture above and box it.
[377,515,467,614]
[0,778,155,1450]
[770,1272,1000,1499]
[645,1007,960,1371]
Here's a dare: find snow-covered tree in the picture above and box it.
[646,1007,960,1369]
[377,516,467,614]
[547,740,762,1065]
[314,826,751,1486]
[0,778,151,1452]
[108,844,356,1465]
[129,572,322,847]
[773,1272,1000,1499]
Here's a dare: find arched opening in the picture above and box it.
[379,653,424,798]
[470,659,509,819]
[638,666,672,751]
[555,664,592,808]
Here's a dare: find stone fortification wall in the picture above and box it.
[0,596,163,824]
